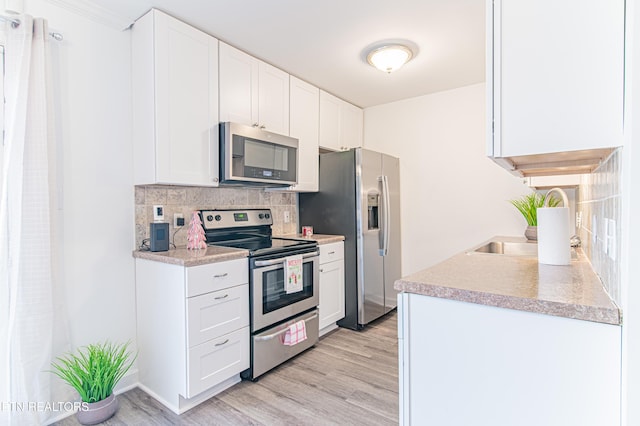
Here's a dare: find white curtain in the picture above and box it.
[0,15,58,425]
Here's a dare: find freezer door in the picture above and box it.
[381,153,402,312]
[357,149,385,324]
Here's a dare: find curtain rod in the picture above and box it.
[0,14,64,41]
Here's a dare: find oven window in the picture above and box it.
[262,260,314,314]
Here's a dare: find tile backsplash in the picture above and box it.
[135,185,298,249]
[577,148,622,305]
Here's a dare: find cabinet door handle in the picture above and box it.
[214,294,229,300]
[213,273,228,279]
[259,125,266,130]
[319,268,324,273]
[215,339,229,347]
[252,123,259,127]
[328,251,335,255]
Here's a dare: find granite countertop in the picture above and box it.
[132,234,344,266]
[278,233,345,245]
[133,246,249,267]
[394,236,621,325]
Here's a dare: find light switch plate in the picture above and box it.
[283,211,290,223]
[153,205,164,221]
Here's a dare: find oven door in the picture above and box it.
[251,250,319,332]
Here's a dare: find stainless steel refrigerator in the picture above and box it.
[299,148,401,330]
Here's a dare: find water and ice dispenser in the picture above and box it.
[367,192,379,230]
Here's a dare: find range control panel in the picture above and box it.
[199,209,273,230]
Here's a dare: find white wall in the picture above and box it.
[25,0,137,400]
[364,83,531,276]
[622,1,640,424]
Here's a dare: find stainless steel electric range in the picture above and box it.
[198,209,320,380]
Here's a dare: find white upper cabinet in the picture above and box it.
[133,9,219,186]
[488,0,624,171]
[319,90,363,151]
[288,76,320,192]
[219,42,290,135]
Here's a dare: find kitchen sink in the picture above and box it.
[469,240,577,259]
[470,241,538,256]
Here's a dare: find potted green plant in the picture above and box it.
[509,193,560,240]
[51,341,136,425]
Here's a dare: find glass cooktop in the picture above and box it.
[208,236,316,256]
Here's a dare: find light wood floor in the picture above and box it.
[54,312,398,426]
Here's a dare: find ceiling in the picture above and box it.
[84,0,486,108]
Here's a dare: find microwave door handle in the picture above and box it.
[253,250,319,267]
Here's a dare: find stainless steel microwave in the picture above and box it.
[220,122,298,186]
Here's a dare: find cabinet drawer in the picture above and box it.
[187,284,249,347]
[186,326,249,398]
[186,258,248,298]
[320,242,344,264]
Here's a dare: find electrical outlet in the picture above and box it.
[174,213,184,228]
[153,205,164,221]
[283,211,290,223]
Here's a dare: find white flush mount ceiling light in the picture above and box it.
[366,44,414,73]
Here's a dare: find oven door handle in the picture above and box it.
[254,313,319,341]
[253,250,319,267]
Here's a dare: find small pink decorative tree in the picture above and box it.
[187,211,207,250]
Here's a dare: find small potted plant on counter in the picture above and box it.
[509,192,560,240]
[50,341,136,425]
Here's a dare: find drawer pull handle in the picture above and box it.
[328,251,335,255]
[320,268,324,273]
[214,294,229,300]
[213,273,228,279]
[215,339,229,347]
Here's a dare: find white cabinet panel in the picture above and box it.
[399,293,621,425]
[258,62,290,135]
[319,241,344,264]
[187,284,249,347]
[219,42,289,135]
[288,76,319,192]
[186,258,248,297]
[319,260,345,331]
[319,91,341,151]
[318,242,345,333]
[319,90,362,151]
[135,257,249,412]
[489,0,624,159]
[186,327,249,398]
[218,42,258,127]
[339,101,363,151]
[133,9,219,186]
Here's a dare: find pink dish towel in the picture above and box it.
[281,320,307,346]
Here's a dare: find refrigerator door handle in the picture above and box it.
[379,175,391,256]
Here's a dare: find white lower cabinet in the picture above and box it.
[186,327,249,398]
[318,242,345,335]
[135,257,249,414]
[398,293,622,426]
